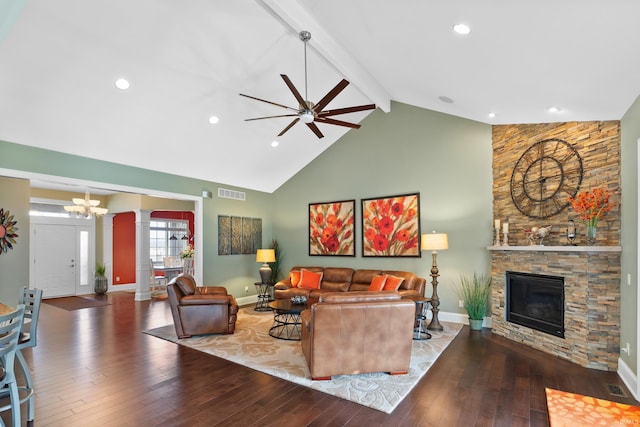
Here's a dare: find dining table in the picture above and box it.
[155,266,184,282]
[0,302,14,315]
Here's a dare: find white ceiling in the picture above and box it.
[1,0,639,194]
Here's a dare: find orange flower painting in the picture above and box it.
[361,193,421,257]
[309,200,355,256]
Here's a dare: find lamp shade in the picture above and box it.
[421,232,448,251]
[256,249,275,263]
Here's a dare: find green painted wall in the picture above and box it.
[0,139,274,298]
[621,94,640,373]
[272,101,493,315]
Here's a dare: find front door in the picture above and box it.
[33,224,77,297]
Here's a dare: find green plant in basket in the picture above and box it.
[95,262,106,277]
[455,272,491,321]
[94,262,108,295]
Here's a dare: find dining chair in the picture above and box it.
[150,258,167,294]
[15,287,43,424]
[0,304,26,427]
[163,256,181,268]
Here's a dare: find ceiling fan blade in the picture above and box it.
[245,114,299,122]
[278,118,300,137]
[313,79,350,112]
[306,122,324,138]
[239,93,299,112]
[317,104,376,117]
[315,116,362,129]
[280,74,307,108]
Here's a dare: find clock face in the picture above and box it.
[510,138,583,219]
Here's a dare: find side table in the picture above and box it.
[411,296,432,340]
[254,282,273,312]
[268,299,305,340]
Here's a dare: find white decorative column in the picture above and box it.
[134,209,152,301]
[103,214,114,291]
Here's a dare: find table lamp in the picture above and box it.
[256,249,276,284]
[421,231,449,331]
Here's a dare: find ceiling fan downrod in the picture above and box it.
[299,30,311,105]
[299,31,314,123]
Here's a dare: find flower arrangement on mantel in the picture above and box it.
[568,187,614,227]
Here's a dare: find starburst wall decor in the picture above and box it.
[0,208,19,255]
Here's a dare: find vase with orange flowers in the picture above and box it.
[567,187,614,245]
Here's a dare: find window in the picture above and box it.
[79,231,89,286]
[29,202,72,218]
[150,220,189,264]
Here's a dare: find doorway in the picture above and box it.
[30,217,95,298]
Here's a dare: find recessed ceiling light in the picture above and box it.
[438,96,454,104]
[453,23,471,35]
[271,141,279,148]
[114,78,130,90]
[548,106,561,113]
[208,115,219,124]
[488,112,496,118]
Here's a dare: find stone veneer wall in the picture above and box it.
[492,121,621,245]
[491,121,621,371]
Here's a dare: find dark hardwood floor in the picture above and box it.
[1,291,637,426]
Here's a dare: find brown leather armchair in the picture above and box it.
[167,274,239,339]
[300,291,415,380]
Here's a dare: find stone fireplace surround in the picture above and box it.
[490,246,621,371]
[491,121,622,372]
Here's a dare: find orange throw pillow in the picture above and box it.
[290,271,301,287]
[299,269,323,290]
[368,275,387,291]
[383,275,405,291]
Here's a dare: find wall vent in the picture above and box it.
[218,187,246,201]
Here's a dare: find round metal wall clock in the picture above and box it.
[509,138,583,219]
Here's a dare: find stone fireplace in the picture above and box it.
[491,121,622,372]
[490,247,620,371]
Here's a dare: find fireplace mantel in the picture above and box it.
[487,245,621,252]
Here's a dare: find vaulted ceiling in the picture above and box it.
[1,0,639,193]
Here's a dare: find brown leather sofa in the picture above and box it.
[301,291,415,380]
[274,266,426,302]
[167,274,239,339]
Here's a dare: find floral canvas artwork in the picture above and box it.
[361,193,420,257]
[309,200,355,256]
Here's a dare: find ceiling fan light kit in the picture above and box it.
[239,31,376,138]
[299,110,314,123]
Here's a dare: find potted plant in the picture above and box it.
[454,272,491,331]
[269,239,282,285]
[94,262,108,295]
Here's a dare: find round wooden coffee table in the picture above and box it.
[268,299,306,341]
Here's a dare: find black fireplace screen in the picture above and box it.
[505,271,564,338]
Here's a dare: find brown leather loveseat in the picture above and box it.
[167,274,239,339]
[301,291,415,379]
[274,266,426,302]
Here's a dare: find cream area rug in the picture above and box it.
[143,307,462,414]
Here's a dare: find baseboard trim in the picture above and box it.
[236,295,258,307]
[432,310,491,328]
[618,357,638,400]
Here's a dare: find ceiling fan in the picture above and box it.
[239,31,376,139]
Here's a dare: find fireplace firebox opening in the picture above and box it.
[505,271,564,338]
